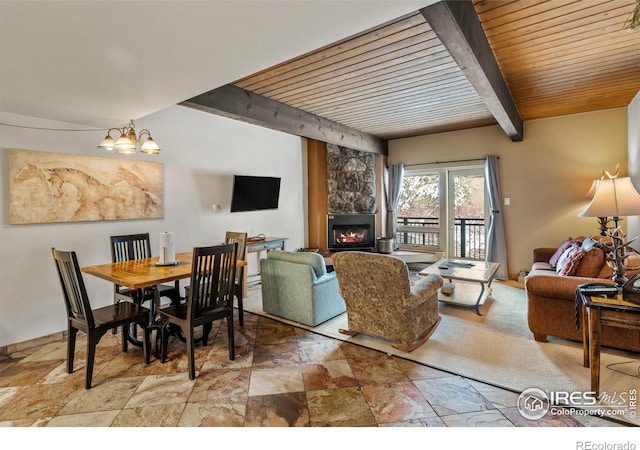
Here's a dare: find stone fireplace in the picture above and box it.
[326,143,376,214]
[327,213,376,251]
[306,139,386,253]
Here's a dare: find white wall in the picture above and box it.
[627,91,640,249]
[0,105,307,347]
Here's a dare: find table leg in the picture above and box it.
[125,288,154,348]
[473,282,486,316]
[582,303,589,368]
[589,307,602,396]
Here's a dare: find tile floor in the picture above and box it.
[0,309,625,428]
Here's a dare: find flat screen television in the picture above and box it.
[230,175,281,212]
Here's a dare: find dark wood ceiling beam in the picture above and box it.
[181,84,387,155]
[421,0,523,141]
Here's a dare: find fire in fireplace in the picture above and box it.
[327,214,376,251]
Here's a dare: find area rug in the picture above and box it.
[243,280,640,425]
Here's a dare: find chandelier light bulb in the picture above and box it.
[98,119,160,155]
[141,136,160,154]
[97,134,115,150]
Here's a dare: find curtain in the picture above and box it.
[485,156,508,280]
[385,164,404,240]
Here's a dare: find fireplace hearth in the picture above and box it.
[327,214,376,251]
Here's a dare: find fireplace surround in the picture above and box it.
[327,214,376,251]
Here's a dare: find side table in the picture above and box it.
[245,237,288,290]
[579,291,640,396]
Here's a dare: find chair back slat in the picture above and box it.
[225,232,247,260]
[110,233,152,262]
[188,243,237,319]
[225,231,247,283]
[52,248,95,327]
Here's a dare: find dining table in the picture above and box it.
[81,251,246,350]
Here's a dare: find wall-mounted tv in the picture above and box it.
[230,175,281,212]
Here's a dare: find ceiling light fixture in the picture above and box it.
[98,119,160,155]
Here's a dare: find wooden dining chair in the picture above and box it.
[52,248,151,389]
[184,231,247,326]
[225,231,247,326]
[110,233,182,309]
[159,243,237,380]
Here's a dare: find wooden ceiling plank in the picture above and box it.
[476,1,582,30]
[472,0,530,17]
[281,60,460,106]
[421,0,523,141]
[329,90,486,123]
[494,34,640,67]
[274,51,455,104]
[239,26,436,93]
[259,46,451,99]
[504,50,640,83]
[352,107,493,131]
[482,5,632,47]
[294,67,466,112]
[368,113,494,133]
[482,0,629,37]
[278,56,456,102]
[509,61,640,92]
[516,77,640,103]
[279,58,458,105]
[234,12,427,88]
[378,117,498,140]
[310,78,477,118]
[518,86,638,108]
[256,38,443,98]
[182,85,387,155]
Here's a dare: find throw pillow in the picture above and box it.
[558,245,583,276]
[581,236,601,252]
[555,244,575,274]
[549,238,574,268]
[575,247,605,278]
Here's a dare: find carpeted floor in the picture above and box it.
[244,279,640,426]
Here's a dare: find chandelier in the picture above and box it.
[97,119,160,155]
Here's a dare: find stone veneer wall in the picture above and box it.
[326,143,376,214]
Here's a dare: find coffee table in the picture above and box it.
[419,258,500,315]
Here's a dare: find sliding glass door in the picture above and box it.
[397,165,486,260]
[447,168,486,260]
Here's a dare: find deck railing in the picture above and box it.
[396,216,486,260]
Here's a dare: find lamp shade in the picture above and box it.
[585,179,598,199]
[98,135,115,150]
[579,177,640,218]
[140,137,160,154]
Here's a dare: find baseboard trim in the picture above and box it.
[1,331,66,357]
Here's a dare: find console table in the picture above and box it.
[245,237,288,290]
[579,291,640,396]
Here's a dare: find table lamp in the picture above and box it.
[579,176,640,286]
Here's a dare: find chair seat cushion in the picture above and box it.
[93,302,149,327]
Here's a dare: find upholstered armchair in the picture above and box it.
[260,251,346,326]
[332,251,443,352]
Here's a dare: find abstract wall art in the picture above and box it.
[8,148,164,224]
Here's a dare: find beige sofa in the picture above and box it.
[525,238,640,352]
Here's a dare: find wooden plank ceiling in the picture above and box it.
[228,0,639,142]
